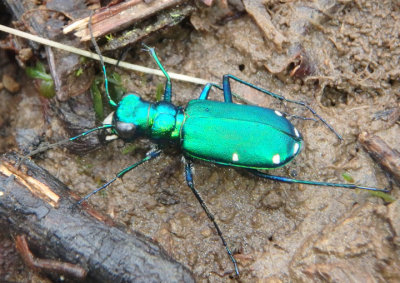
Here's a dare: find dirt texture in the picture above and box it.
[1,0,399,282]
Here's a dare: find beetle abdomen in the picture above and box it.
[181,100,303,169]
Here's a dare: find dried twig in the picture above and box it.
[0,24,209,85]
[359,131,400,185]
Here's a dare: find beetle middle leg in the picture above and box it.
[198,83,231,102]
[77,150,162,204]
[184,159,239,277]
[224,74,342,139]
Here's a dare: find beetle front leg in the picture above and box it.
[184,159,239,276]
[88,12,117,107]
[142,44,172,103]
[24,124,114,158]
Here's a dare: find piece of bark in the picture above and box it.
[102,3,196,51]
[0,152,194,282]
[63,0,196,51]
[64,0,188,41]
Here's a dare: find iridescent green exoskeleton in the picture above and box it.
[30,41,388,276]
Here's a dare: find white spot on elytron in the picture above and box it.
[274,110,283,117]
[293,143,300,155]
[272,154,280,164]
[232,153,239,162]
[294,127,300,137]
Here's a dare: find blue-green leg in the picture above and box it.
[224,74,342,139]
[88,11,117,107]
[184,159,239,277]
[25,124,114,158]
[248,169,389,193]
[77,150,161,204]
[142,44,172,103]
[199,83,231,102]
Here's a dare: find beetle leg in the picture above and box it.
[222,74,342,140]
[199,83,233,102]
[24,124,114,159]
[142,44,172,103]
[282,113,318,122]
[184,159,239,277]
[249,169,389,193]
[88,12,117,107]
[77,150,162,204]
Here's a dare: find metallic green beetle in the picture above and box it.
[65,46,387,277]
[113,92,302,169]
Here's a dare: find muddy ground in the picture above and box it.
[1,0,400,282]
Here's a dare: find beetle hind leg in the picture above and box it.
[249,169,388,193]
[184,159,240,277]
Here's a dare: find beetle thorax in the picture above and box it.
[148,101,183,141]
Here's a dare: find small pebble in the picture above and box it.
[2,74,20,93]
[18,48,33,62]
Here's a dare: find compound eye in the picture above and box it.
[115,121,136,140]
